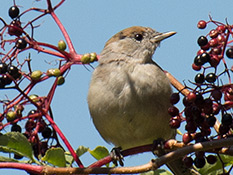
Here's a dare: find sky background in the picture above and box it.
[0,0,233,174]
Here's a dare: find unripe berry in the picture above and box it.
[81,53,91,64]
[209,29,218,38]
[216,25,226,33]
[6,111,16,122]
[90,52,98,62]
[29,94,39,102]
[57,76,65,85]
[58,40,66,51]
[182,133,192,144]
[197,20,207,29]
[31,70,42,81]
[46,68,61,77]
[192,63,201,71]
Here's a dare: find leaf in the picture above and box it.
[0,132,33,160]
[89,146,109,161]
[140,169,173,175]
[65,146,89,166]
[198,155,233,175]
[76,145,89,157]
[42,147,66,167]
[0,156,19,162]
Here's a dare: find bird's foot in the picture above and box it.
[152,138,166,156]
[110,147,124,166]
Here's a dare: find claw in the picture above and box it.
[110,147,124,166]
[152,138,165,156]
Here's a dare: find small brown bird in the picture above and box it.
[88,26,196,175]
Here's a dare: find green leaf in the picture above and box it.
[89,146,109,161]
[42,147,66,167]
[0,156,19,162]
[198,155,233,175]
[76,145,89,157]
[140,169,173,175]
[0,132,33,160]
[65,146,89,166]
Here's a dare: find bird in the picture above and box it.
[87,26,197,175]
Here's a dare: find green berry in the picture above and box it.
[81,53,91,64]
[29,94,39,102]
[31,70,42,81]
[58,40,66,51]
[46,68,61,77]
[90,52,98,62]
[57,76,65,85]
[6,111,16,122]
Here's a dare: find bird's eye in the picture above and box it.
[134,34,143,41]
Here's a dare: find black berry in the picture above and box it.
[206,155,217,164]
[195,73,205,84]
[183,156,193,168]
[221,113,232,126]
[15,38,27,49]
[42,127,52,138]
[0,62,8,74]
[8,6,20,19]
[198,36,208,46]
[168,106,179,117]
[7,65,19,76]
[206,115,216,127]
[194,157,206,168]
[170,93,180,104]
[205,73,216,83]
[226,48,233,58]
[11,124,22,132]
[1,74,12,85]
[28,109,37,116]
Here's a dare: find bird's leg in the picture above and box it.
[110,147,124,166]
[152,138,166,156]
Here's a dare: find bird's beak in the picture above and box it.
[152,31,176,43]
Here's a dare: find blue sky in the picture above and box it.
[0,0,233,174]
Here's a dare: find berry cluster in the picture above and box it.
[169,18,233,170]
[0,62,21,88]
[183,153,217,169]
[0,4,68,160]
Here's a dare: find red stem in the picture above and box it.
[50,7,76,54]
[43,112,84,168]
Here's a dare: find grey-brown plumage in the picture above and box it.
[88,26,197,175]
